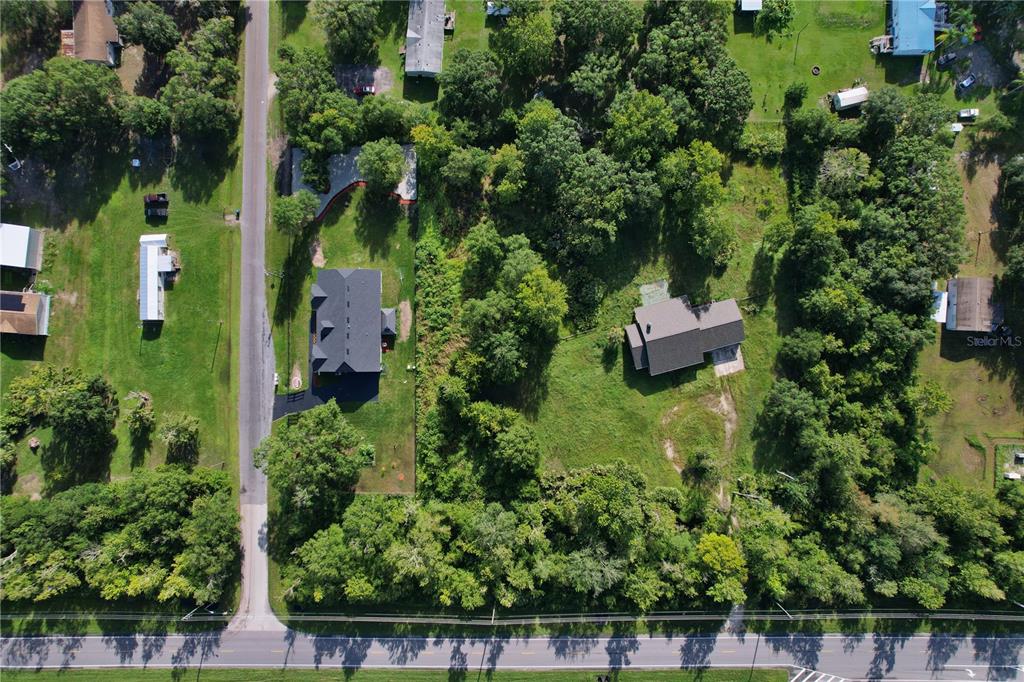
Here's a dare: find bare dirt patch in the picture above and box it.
[703,386,739,452]
[960,443,985,475]
[662,439,683,473]
[398,300,412,342]
[290,362,303,390]
[57,290,78,306]
[310,238,326,267]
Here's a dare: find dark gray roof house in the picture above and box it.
[311,269,395,375]
[626,296,745,376]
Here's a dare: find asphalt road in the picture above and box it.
[230,0,282,633]
[2,632,1021,679]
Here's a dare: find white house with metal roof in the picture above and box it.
[139,234,176,323]
[405,0,445,77]
[0,223,44,272]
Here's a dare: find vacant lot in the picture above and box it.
[531,164,784,490]
[267,187,416,494]
[1,145,242,496]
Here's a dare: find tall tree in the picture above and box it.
[254,400,374,512]
[117,1,180,55]
[313,0,381,59]
[357,138,407,194]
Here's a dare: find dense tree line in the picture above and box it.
[1,466,238,604]
[745,86,1024,609]
[0,2,240,165]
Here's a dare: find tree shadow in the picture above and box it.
[402,76,439,104]
[272,227,316,328]
[746,248,776,309]
[354,192,400,259]
[129,431,152,469]
[169,139,240,205]
[40,434,115,496]
[281,0,309,36]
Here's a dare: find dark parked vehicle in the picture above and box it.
[936,52,958,69]
[144,192,169,219]
[352,84,376,96]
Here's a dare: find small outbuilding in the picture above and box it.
[0,291,51,336]
[833,87,870,111]
[738,0,763,11]
[0,223,44,272]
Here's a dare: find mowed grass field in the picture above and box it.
[266,188,416,494]
[531,164,785,489]
[4,669,787,682]
[0,147,242,496]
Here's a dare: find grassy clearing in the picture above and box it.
[4,669,787,682]
[530,164,784,489]
[1,145,242,496]
[918,328,1023,489]
[266,188,416,494]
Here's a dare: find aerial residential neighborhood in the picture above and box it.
[0,0,1022,679]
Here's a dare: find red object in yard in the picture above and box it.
[973,22,982,41]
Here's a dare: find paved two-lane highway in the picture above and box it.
[2,632,1021,679]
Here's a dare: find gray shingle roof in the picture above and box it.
[311,269,383,374]
[405,0,445,77]
[629,296,745,375]
[381,308,397,336]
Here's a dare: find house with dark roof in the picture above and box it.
[943,277,1004,333]
[311,269,396,376]
[626,296,745,376]
[71,0,122,67]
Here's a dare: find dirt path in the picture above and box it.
[662,439,683,474]
[309,238,325,267]
[703,384,739,452]
[398,300,412,342]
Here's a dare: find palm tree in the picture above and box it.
[936,6,975,53]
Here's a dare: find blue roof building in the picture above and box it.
[891,0,936,56]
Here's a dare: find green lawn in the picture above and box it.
[266,188,416,494]
[530,164,784,489]
[1,146,242,497]
[4,669,787,682]
[727,0,1000,122]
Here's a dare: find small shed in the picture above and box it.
[1005,472,1022,481]
[0,223,44,272]
[833,87,870,111]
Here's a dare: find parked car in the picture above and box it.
[958,108,980,121]
[144,192,169,205]
[956,73,977,92]
[936,51,958,69]
[352,84,375,96]
[145,206,169,218]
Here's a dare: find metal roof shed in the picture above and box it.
[0,223,44,271]
[139,234,168,323]
[833,87,870,111]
